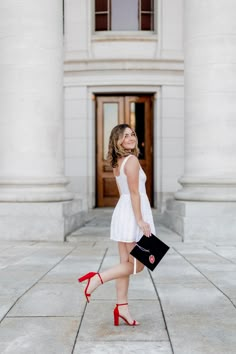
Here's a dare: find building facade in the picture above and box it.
[1,0,236,242]
[64,0,184,211]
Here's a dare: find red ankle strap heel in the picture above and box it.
[113,303,139,326]
[78,272,103,303]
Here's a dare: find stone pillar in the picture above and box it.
[0,1,83,240]
[164,0,236,242]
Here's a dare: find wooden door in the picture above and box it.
[96,95,153,207]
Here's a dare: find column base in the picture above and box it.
[0,177,73,202]
[175,177,236,201]
[161,199,236,244]
[0,199,86,241]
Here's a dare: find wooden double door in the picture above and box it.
[96,95,153,207]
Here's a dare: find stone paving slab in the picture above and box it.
[201,271,236,299]
[173,250,233,265]
[155,225,182,243]
[153,252,209,284]
[163,313,236,354]
[0,297,18,322]
[13,248,74,266]
[0,209,236,354]
[77,300,168,342]
[205,245,236,263]
[74,341,172,354]
[156,282,236,354]
[0,281,35,298]
[41,250,104,284]
[0,317,80,354]
[41,263,96,284]
[7,283,85,317]
[190,262,236,272]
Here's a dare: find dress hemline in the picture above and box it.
[110,238,137,243]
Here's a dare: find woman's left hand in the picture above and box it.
[138,220,151,237]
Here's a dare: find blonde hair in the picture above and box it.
[107,124,140,168]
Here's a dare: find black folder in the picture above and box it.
[130,234,169,271]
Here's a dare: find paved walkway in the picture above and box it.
[0,209,236,354]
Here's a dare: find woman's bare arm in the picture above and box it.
[125,156,151,236]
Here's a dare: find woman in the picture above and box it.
[78,124,156,326]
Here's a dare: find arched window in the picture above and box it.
[95,0,155,32]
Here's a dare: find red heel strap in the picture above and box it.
[116,303,128,306]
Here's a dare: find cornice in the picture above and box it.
[64,58,184,73]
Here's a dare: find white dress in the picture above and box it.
[110,155,156,243]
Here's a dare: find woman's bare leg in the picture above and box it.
[115,242,130,304]
[82,241,144,323]
[115,242,143,324]
[86,242,144,294]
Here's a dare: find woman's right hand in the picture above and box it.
[138,220,151,237]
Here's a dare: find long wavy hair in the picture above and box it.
[107,124,140,168]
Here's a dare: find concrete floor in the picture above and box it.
[0,209,236,354]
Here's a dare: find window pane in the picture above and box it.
[111,0,139,31]
[95,0,108,12]
[141,0,153,11]
[130,102,145,159]
[103,103,118,160]
[141,14,152,30]
[96,14,108,31]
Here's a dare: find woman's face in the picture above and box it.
[120,127,137,151]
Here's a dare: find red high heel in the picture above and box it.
[78,272,103,303]
[113,303,139,326]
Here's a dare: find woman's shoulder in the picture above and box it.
[126,154,139,163]
[118,154,137,166]
[124,155,140,172]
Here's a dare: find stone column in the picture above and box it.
[165,0,236,242]
[0,1,82,240]
[0,0,71,201]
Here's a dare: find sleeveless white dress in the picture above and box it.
[110,155,156,243]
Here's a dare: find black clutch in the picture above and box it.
[130,234,169,271]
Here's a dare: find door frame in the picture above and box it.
[95,93,155,208]
[87,86,161,210]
